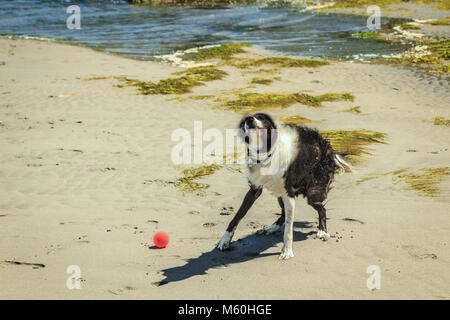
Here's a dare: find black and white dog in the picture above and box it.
[217,113,350,259]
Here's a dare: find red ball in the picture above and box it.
[153,232,169,248]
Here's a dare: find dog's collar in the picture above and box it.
[248,142,279,166]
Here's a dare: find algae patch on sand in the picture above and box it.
[231,56,330,69]
[395,23,421,30]
[280,115,321,125]
[341,106,361,114]
[379,39,449,74]
[320,130,387,164]
[355,169,408,185]
[192,43,251,61]
[355,167,449,197]
[396,167,450,197]
[174,164,222,194]
[83,66,228,95]
[174,156,244,194]
[432,116,450,127]
[218,92,354,113]
[352,31,381,39]
[249,77,274,85]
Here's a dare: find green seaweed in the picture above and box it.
[352,31,380,39]
[432,116,450,126]
[174,164,222,193]
[280,115,320,125]
[231,57,330,69]
[421,18,450,26]
[316,92,355,103]
[247,68,281,74]
[320,130,387,164]
[249,77,274,85]
[82,76,122,81]
[378,39,450,74]
[172,65,228,81]
[396,167,450,197]
[355,169,408,185]
[218,91,354,113]
[395,23,421,30]
[221,92,296,113]
[332,0,450,10]
[354,167,450,197]
[119,76,202,94]
[173,157,244,193]
[84,66,227,95]
[189,95,216,100]
[192,43,250,61]
[341,106,361,114]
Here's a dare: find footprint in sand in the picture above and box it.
[46,244,64,255]
[203,222,216,228]
[220,206,234,215]
[107,286,135,295]
[74,235,90,244]
[247,221,264,230]
[402,245,438,260]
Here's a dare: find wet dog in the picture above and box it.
[217,113,350,259]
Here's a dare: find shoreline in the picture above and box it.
[1,30,446,77]
[1,0,448,73]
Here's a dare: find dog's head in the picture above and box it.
[239,113,278,159]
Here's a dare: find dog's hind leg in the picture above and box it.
[279,195,295,259]
[217,186,262,251]
[307,189,330,240]
[257,197,285,235]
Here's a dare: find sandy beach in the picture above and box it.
[0,36,449,299]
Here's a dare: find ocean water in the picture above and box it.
[0,0,409,61]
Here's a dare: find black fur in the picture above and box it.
[282,124,339,232]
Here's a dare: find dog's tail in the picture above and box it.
[334,154,353,173]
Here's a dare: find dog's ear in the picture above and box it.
[253,113,277,130]
[238,116,247,132]
[238,116,250,144]
[253,114,277,152]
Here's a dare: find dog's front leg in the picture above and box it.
[279,195,295,260]
[217,186,262,251]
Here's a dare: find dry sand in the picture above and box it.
[0,38,449,299]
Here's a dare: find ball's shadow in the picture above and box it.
[157,221,315,285]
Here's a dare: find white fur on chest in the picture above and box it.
[246,125,299,196]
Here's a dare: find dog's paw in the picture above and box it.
[217,231,233,251]
[279,247,294,260]
[257,223,281,235]
[316,230,330,240]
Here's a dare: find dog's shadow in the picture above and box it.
[157,221,315,285]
